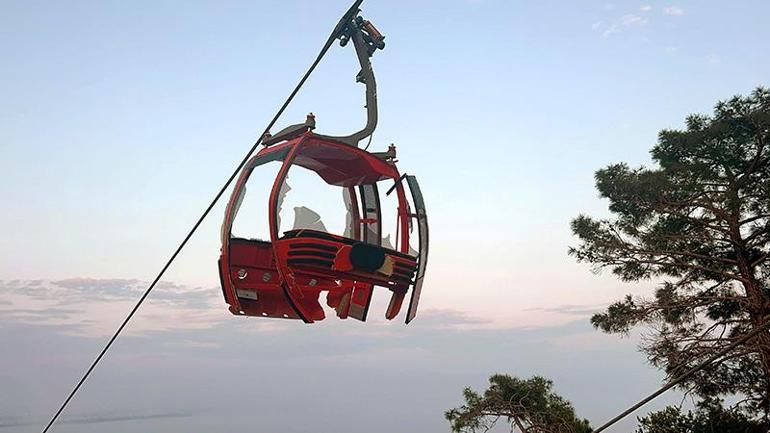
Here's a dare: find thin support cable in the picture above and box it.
[593,318,770,432]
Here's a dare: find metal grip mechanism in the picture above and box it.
[338,15,385,55]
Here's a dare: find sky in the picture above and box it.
[1,0,769,432]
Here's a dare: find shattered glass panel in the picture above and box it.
[379,179,400,251]
[275,175,290,234]
[359,184,381,245]
[343,188,357,239]
[381,234,395,250]
[277,164,348,237]
[292,206,328,232]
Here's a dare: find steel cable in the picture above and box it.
[593,318,770,432]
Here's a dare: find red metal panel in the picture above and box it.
[218,131,427,323]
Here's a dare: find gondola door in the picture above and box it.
[404,175,428,323]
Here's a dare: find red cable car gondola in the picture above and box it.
[218,11,428,323]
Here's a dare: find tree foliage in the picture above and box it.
[570,87,770,418]
[636,400,767,433]
[445,374,592,433]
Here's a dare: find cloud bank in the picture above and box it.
[0,279,680,433]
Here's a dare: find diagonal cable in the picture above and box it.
[593,318,770,432]
[40,1,362,432]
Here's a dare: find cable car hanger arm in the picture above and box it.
[324,15,385,146]
[264,12,385,148]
